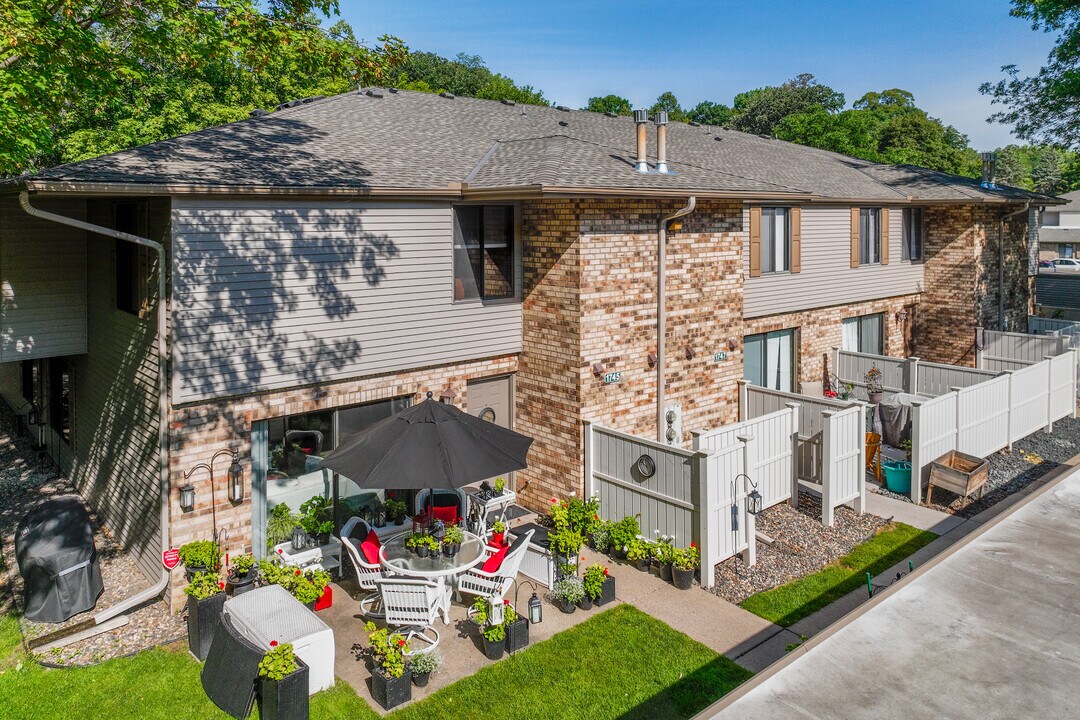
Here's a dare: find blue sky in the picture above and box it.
[339,0,1058,151]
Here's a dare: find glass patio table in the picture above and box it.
[379,530,487,624]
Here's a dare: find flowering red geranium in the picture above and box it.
[270,640,278,648]
[690,542,696,548]
[551,497,558,503]
[276,548,283,554]
[824,390,838,399]
[593,513,599,520]
[397,639,406,647]
[218,581,225,590]
[294,569,301,576]
[603,567,609,576]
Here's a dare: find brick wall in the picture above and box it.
[166,354,517,609]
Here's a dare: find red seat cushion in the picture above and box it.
[481,545,509,574]
[360,530,381,565]
[432,505,458,524]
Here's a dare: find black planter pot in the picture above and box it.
[304,600,316,611]
[394,517,405,526]
[635,558,650,572]
[558,599,576,614]
[660,563,673,583]
[412,671,430,688]
[577,595,593,610]
[612,548,627,561]
[258,660,310,720]
[482,634,505,661]
[371,667,412,711]
[317,532,331,545]
[505,618,529,654]
[184,563,214,581]
[187,592,226,661]
[595,576,616,606]
[228,570,258,596]
[672,566,694,590]
[417,545,429,558]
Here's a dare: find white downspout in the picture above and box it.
[999,202,1031,331]
[657,197,697,442]
[19,191,170,623]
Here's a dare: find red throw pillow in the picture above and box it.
[432,506,458,525]
[481,545,509,574]
[360,530,381,565]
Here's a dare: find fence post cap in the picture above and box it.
[820,410,835,417]
[736,433,754,443]
[784,401,801,409]
[950,386,963,393]
[907,356,922,362]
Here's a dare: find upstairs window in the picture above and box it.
[453,205,516,301]
[760,207,790,273]
[859,208,881,265]
[903,207,924,261]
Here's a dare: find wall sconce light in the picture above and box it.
[179,483,196,511]
[591,362,605,377]
[685,346,696,360]
[439,386,457,403]
[312,386,328,400]
[895,310,909,324]
[727,338,738,352]
[647,352,657,368]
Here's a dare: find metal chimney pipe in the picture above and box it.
[981,152,997,189]
[634,109,650,173]
[654,111,669,174]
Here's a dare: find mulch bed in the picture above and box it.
[710,492,888,605]
[873,414,1080,517]
[0,406,184,666]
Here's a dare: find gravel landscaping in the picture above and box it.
[873,414,1080,517]
[0,406,184,666]
[710,492,889,605]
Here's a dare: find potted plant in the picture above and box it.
[364,621,411,710]
[409,649,441,687]
[583,563,615,606]
[624,538,649,572]
[607,516,640,560]
[864,365,884,405]
[480,619,506,660]
[552,576,584,614]
[228,553,259,595]
[653,535,675,583]
[588,519,611,553]
[405,532,424,556]
[493,476,506,496]
[299,495,334,545]
[178,540,221,579]
[442,524,463,556]
[185,571,226,660]
[900,438,913,460]
[257,641,309,720]
[490,520,506,547]
[671,543,699,590]
[385,498,407,526]
[502,601,529,654]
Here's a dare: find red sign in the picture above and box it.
[162,548,181,570]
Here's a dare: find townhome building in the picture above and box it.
[0,89,1056,608]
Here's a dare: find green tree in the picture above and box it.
[649,91,688,122]
[584,95,633,115]
[389,51,547,106]
[981,0,1080,148]
[731,73,845,136]
[688,101,733,126]
[0,1,406,175]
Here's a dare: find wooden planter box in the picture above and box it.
[928,450,989,505]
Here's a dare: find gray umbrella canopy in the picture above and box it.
[320,394,533,489]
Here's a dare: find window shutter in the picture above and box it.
[790,207,801,273]
[749,207,762,278]
[881,208,890,265]
[850,207,860,268]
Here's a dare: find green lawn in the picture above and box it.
[0,605,750,720]
[739,522,938,627]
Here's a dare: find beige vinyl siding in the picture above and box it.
[68,198,167,583]
[0,195,88,361]
[171,199,523,404]
[743,205,921,319]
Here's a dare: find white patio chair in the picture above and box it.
[340,516,385,618]
[455,529,533,604]
[373,576,442,655]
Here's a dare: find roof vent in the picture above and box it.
[388,87,398,93]
[604,111,617,117]
[559,120,569,127]
[981,152,998,189]
[302,95,325,104]
[688,121,700,127]
[633,109,650,173]
[557,105,571,112]
[714,136,723,141]
[440,91,455,99]
[365,89,384,98]
[501,99,516,106]
[274,99,304,110]
[758,134,771,140]
[249,108,269,117]
[654,112,669,174]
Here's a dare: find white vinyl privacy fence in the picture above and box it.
[976,329,1068,373]
[836,350,997,399]
[731,383,866,526]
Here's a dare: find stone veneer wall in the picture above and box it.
[166,354,517,610]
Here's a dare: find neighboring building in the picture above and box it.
[1038,189,1080,260]
[0,89,1058,608]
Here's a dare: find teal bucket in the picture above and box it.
[883,460,912,494]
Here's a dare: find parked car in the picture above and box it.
[1039,259,1056,269]
[1051,258,1080,271]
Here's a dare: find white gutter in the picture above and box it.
[999,202,1032,331]
[657,197,697,442]
[19,191,170,623]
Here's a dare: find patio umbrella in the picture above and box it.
[319,392,533,490]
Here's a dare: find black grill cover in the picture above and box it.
[15,496,104,623]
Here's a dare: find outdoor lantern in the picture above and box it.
[26,402,40,428]
[439,386,457,403]
[747,488,764,516]
[528,592,543,624]
[292,525,307,552]
[179,483,196,512]
[487,596,505,626]
[228,450,244,503]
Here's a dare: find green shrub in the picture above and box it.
[608,516,640,553]
[178,540,220,570]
